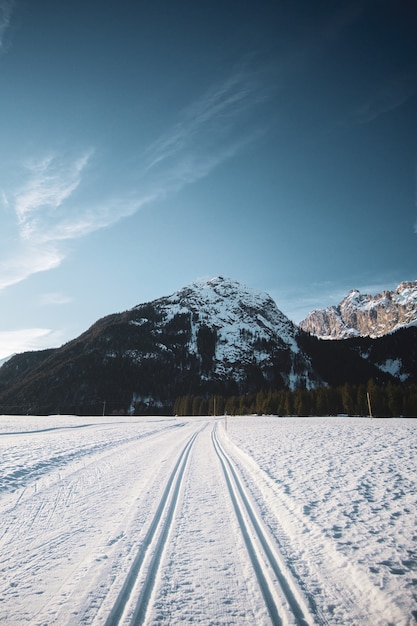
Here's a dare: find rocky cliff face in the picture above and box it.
[299,281,417,339]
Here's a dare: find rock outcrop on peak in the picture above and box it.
[299,281,417,339]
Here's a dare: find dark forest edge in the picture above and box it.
[1,381,416,418]
[173,381,417,418]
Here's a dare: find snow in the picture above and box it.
[150,276,312,388]
[164,276,300,357]
[0,414,416,625]
[227,416,417,625]
[394,283,417,307]
[303,280,417,339]
[129,319,148,327]
[378,358,408,382]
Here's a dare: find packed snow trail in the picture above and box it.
[0,415,415,625]
[104,428,202,625]
[212,424,312,626]
[0,417,201,624]
[145,418,272,625]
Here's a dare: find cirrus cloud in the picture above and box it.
[0,244,64,291]
[0,0,14,51]
[1,66,270,292]
[15,150,94,240]
[0,328,64,360]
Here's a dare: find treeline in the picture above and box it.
[173,381,417,418]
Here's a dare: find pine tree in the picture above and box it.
[293,388,309,416]
[386,383,403,417]
[341,383,355,415]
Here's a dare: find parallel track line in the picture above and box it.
[104,428,200,626]
[212,425,311,626]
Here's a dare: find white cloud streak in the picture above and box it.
[0,148,160,291]
[1,67,268,292]
[15,150,94,240]
[0,328,63,360]
[0,0,14,50]
[144,69,266,181]
[39,292,73,306]
[352,72,417,125]
[0,151,94,290]
[0,244,64,290]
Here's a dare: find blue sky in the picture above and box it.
[0,0,416,359]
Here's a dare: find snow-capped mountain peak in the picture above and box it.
[163,276,299,350]
[1,277,416,415]
[130,276,315,390]
[299,280,417,339]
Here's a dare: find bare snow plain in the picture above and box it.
[0,414,415,625]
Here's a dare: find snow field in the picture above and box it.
[226,416,417,625]
[0,415,415,625]
[148,422,269,625]
[0,418,196,624]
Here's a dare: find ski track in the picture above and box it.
[102,427,203,625]
[148,420,270,625]
[224,416,417,626]
[0,417,195,625]
[0,415,415,625]
[212,425,312,626]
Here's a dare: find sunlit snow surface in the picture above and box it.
[0,415,416,625]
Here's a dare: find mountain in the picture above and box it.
[0,277,415,415]
[299,281,417,339]
[0,354,15,368]
[0,278,319,415]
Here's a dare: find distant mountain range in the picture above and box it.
[300,281,417,339]
[0,277,416,415]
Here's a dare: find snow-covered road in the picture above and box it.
[0,415,415,625]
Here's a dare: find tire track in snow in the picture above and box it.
[212,424,313,626]
[104,425,203,626]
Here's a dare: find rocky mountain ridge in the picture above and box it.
[0,277,415,415]
[299,281,417,339]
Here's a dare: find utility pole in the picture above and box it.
[367,392,373,418]
[102,400,106,417]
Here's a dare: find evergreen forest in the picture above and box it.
[173,381,417,418]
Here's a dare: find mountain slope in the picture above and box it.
[0,278,319,414]
[299,281,417,339]
[0,277,414,415]
[148,277,309,383]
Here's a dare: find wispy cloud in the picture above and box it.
[143,68,267,185]
[0,0,15,50]
[0,243,64,290]
[0,151,94,290]
[15,150,94,241]
[0,328,63,360]
[39,292,73,306]
[1,148,159,290]
[1,67,268,291]
[351,71,417,125]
